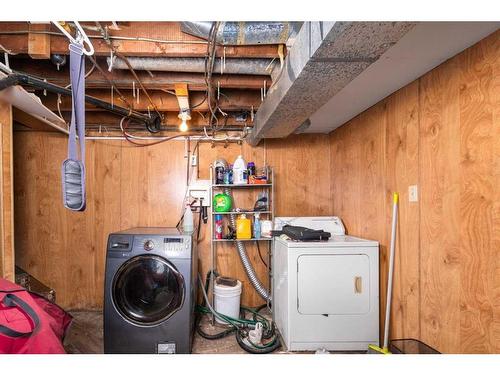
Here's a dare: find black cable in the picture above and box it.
[256,241,268,268]
[196,202,203,243]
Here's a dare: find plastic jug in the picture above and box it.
[232,155,247,185]
[236,214,252,239]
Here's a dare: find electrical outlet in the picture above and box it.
[190,154,197,167]
[409,185,418,202]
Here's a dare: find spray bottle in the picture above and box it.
[183,203,194,233]
[253,213,261,239]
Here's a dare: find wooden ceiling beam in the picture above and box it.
[0,22,283,58]
[13,108,58,132]
[39,89,261,112]
[27,23,51,59]
[56,111,250,127]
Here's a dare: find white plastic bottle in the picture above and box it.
[232,155,248,185]
[183,204,194,233]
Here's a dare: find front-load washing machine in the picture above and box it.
[104,227,197,353]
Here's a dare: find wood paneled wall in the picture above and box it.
[0,99,14,281]
[11,30,498,354]
[330,30,499,353]
[13,133,331,309]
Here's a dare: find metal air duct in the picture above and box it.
[108,57,278,77]
[180,22,302,46]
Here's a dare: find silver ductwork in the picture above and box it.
[181,22,302,46]
[225,188,271,302]
[247,21,417,145]
[108,57,278,77]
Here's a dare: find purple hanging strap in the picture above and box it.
[61,42,86,211]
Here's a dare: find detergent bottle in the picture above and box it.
[232,155,247,185]
[236,214,252,239]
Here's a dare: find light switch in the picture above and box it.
[409,185,418,202]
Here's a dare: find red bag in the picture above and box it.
[0,277,72,354]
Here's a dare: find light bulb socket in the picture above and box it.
[178,109,191,122]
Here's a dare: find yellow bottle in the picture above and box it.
[236,214,252,239]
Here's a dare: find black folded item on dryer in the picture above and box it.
[271,225,331,241]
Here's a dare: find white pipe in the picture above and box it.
[85,136,244,141]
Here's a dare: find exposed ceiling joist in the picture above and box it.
[8,58,273,91]
[53,111,250,128]
[0,22,284,58]
[27,23,51,59]
[40,89,261,112]
[247,21,416,146]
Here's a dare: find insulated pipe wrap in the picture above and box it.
[224,188,271,302]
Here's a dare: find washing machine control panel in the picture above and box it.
[132,236,192,258]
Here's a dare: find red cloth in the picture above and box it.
[0,277,72,354]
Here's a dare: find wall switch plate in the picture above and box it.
[409,185,418,202]
[190,154,197,167]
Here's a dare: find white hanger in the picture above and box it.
[52,21,95,56]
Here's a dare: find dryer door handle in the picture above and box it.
[354,276,362,294]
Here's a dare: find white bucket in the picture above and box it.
[214,279,242,324]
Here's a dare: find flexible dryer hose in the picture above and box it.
[224,188,271,302]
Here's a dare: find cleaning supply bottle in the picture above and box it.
[253,213,261,239]
[183,203,194,233]
[232,155,247,185]
[215,214,223,239]
[236,214,252,239]
[223,164,233,185]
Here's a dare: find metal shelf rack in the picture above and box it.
[209,165,274,318]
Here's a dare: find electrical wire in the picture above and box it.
[119,117,184,146]
[0,30,209,45]
[256,241,268,268]
[114,51,163,120]
[93,22,163,122]
[87,54,133,109]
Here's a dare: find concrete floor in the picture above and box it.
[63,310,287,354]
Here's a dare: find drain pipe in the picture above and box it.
[224,188,271,302]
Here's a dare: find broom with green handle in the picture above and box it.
[368,192,398,354]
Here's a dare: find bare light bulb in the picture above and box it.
[179,119,188,132]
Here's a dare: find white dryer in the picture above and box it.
[272,217,379,351]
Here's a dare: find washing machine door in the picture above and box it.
[112,254,185,326]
